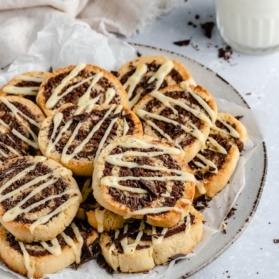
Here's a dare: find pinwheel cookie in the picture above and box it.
[100,206,202,273]
[0,221,98,279]
[189,113,248,197]
[38,104,143,176]
[0,156,81,242]
[75,177,125,232]
[0,71,50,101]
[117,55,195,108]
[133,84,218,162]
[0,96,45,163]
[93,135,196,228]
[36,63,128,116]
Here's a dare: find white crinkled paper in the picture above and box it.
[0,20,267,279]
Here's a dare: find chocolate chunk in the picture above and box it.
[110,70,119,77]
[173,39,191,47]
[193,195,212,211]
[225,207,237,220]
[136,51,142,57]
[74,238,101,269]
[138,179,158,197]
[235,115,243,120]
[201,21,215,39]
[218,46,233,60]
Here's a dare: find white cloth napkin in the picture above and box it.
[0,0,183,68]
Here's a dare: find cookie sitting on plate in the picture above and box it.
[36,63,128,116]
[133,83,218,162]
[117,55,196,108]
[189,113,247,198]
[93,135,196,228]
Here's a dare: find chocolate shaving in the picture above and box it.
[193,195,212,211]
[201,22,215,39]
[225,207,237,221]
[273,239,279,244]
[235,115,243,120]
[73,238,101,269]
[138,179,158,197]
[218,46,233,61]
[173,39,191,47]
[111,70,119,77]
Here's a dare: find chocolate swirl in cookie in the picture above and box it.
[0,96,45,162]
[0,71,50,101]
[39,104,142,176]
[100,206,203,273]
[0,156,81,242]
[0,221,97,279]
[37,63,128,116]
[133,84,218,162]
[189,113,247,197]
[93,135,196,228]
[117,56,195,108]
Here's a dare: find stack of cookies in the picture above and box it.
[0,55,247,278]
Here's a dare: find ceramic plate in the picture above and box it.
[0,45,267,279]
[131,44,267,278]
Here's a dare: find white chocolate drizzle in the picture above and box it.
[19,241,36,279]
[2,86,39,96]
[0,96,40,149]
[17,222,84,278]
[2,74,45,96]
[150,90,214,125]
[40,238,62,256]
[152,227,168,245]
[124,60,175,108]
[46,63,86,109]
[123,64,148,108]
[15,75,45,83]
[147,60,173,91]
[0,157,81,234]
[95,207,106,233]
[47,104,129,164]
[102,137,194,216]
[77,72,103,106]
[120,221,145,254]
[61,223,84,264]
[212,118,240,138]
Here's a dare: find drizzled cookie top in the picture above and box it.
[0,156,81,229]
[38,63,127,115]
[117,56,195,108]
[40,104,142,166]
[104,213,193,256]
[189,113,247,186]
[0,96,45,163]
[133,85,217,160]
[1,71,49,100]
[2,221,95,279]
[94,136,196,226]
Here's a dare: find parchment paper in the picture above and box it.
[0,20,267,279]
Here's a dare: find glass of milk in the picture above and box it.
[215,0,279,54]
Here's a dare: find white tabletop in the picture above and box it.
[129,0,278,278]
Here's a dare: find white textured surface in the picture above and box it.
[128,0,279,278]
